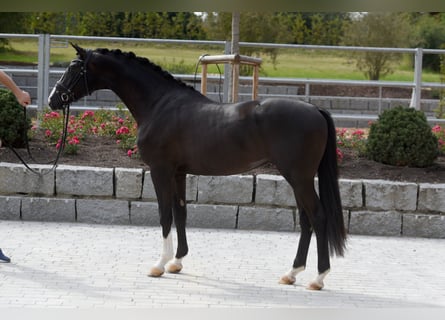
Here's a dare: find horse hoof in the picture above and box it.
[307,281,323,290]
[279,275,296,285]
[167,262,183,274]
[148,266,164,277]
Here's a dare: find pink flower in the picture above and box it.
[127,149,133,157]
[336,147,344,163]
[116,126,130,135]
[432,125,441,133]
[45,129,52,137]
[81,110,94,119]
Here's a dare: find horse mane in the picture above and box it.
[94,48,196,91]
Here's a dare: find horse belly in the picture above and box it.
[183,136,267,176]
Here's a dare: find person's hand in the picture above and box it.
[15,90,31,107]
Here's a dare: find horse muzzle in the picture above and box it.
[48,84,74,110]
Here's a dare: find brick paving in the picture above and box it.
[0,220,444,308]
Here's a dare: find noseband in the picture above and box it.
[53,51,92,108]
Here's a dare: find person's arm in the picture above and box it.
[0,70,31,107]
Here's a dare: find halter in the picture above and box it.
[52,50,92,108]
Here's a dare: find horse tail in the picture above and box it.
[317,108,347,257]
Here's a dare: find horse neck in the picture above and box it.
[96,57,204,124]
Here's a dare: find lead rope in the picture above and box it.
[6,105,70,176]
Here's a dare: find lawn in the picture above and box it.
[0,38,441,82]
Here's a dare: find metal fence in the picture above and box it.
[2,33,445,123]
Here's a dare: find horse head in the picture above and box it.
[48,43,93,110]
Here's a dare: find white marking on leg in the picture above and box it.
[149,232,174,277]
[279,266,305,285]
[308,269,330,290]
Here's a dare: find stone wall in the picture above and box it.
[1,162,444,238]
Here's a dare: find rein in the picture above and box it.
[6,105,70,176]
[6,50,92,175]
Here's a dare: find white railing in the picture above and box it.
[2,33,445,119]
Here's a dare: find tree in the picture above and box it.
[342,13,413,80]
[414,13,445,71]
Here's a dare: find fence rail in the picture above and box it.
[2,33,445,123]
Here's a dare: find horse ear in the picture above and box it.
[70,42,87,59]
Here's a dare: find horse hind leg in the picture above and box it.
[279,177,331,290]
[279,208,312,285]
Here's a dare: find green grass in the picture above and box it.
[0,38,441,82]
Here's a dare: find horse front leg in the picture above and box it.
[148,168,175,277]
[166,173,188,274]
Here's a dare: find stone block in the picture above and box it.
[403,214,445,238]
[21,197,75,222]
[339,179,363,208]
[418,183,445,213]
[142,172,198,201]
[187,204,238,229]
[0,162,54,195]
[56,165,113,197]
[349,210,401,236]
[255,174,295,207]
[130,201,159,226]
[197,175,253,204]
[237,206,294,232]
[0,196,21,220]
[115,168,144,199]
[363,180,417,211]
[76,199,130,224]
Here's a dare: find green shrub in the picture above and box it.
[367,106,438,167]
[0,88,31,148]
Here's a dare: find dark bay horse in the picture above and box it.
[48,44,346,290]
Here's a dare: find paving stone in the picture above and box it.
[0,195,21,220]
[197,175,253,204]
[76,199,130,224]
[237,206,295,232]
[2,221,445,308]
[0,162,54,195]
[339,179,363,208]
[187,203,238,228]
[21,197,75,222]
[349,210,401,236]
[418,183,445,213]
[363,179,417,211]
[130,201,159,226]
[255,174,295,207]
[115,168,144,199]
[403,213,445,238]
[56,165,113,197]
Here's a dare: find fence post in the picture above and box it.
[410,47,423,110]
[223,41,231,103]
[37,33,50,114]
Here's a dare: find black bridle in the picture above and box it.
[6,52,92,175]
[51,51,92,108]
